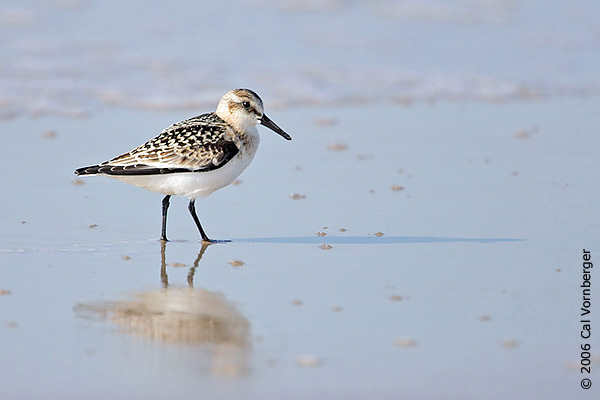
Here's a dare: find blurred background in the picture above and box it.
[1,0,598,118]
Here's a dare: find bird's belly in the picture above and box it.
[109,153,255,199]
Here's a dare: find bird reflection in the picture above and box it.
[76,242,250,376]
[159,240,209,289]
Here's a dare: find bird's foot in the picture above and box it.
[201,238,231,244]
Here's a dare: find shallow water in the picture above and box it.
[2,98,599,399]
[1,1,600,399]
[1,0,598,117]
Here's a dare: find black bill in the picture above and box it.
[260,114,292,140]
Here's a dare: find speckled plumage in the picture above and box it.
[78,113,240,175]
[75,89,291,242]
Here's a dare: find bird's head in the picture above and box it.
[216,89,291,140]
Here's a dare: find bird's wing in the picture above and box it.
[96,113,240,175]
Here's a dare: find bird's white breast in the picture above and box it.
[109,129,260,199]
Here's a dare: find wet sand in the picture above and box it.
[1,98,599,399]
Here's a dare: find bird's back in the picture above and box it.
[75,113,240,176]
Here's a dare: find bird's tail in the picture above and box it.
[74,165,102,176]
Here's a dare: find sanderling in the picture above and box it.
[75,88,291,242]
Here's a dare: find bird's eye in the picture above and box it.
[242,101,251,109]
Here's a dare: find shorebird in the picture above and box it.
[75,89,291,242]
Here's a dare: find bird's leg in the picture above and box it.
[161,195,171,242]
[188,199,212,243]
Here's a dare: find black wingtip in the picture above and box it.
[74,165,101,176]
